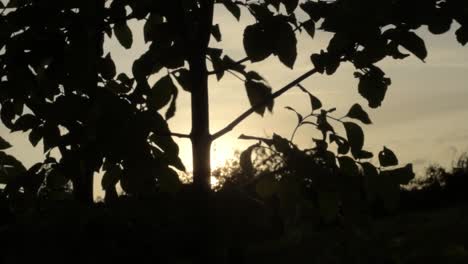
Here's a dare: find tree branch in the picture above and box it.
[212,67,319,140]
[171,133,191,139]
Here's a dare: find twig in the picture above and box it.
[212,68,319,140]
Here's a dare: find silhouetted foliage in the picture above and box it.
[1,0,468,263]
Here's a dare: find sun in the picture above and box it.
[211,142,233,170]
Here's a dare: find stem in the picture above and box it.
[190,0,215,192]
[212,68,319,140]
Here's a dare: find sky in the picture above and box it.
[2,3,468,193]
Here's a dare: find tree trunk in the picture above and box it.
[190,0,215,192]
[189,44,212,192]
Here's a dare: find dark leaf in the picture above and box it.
[100,53,116,80]
[174,69,192,92]
[165,84,178,120]
[143,13,163,43]
[357,67,391,108]
[211,24,222,42]
[354,150,373,160]
[329,134,349,155]
[29,127,42,147]
[379,146,398,167]
[107,80,131,94]
[456,26,468,46]
[244,72,273,116]
[0,137,11,150]
[223,0,241,20]
[148,75,176,111]
[240,143,258,176]
[274,19,297,68]
[281,0,299,13]
[398,31,427,62]
[346,104,372,124]
[343,122,364,154]
[285,106,303,124]
[114,21,133,49]
[243,23,273,62]
[272,133,290,154]
[302,19,315,38]
[12,114,39,132]
[43,124,61,153]
[1,101,15,128]
[158,167,182,194]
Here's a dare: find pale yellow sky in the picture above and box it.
[2,4,468,185]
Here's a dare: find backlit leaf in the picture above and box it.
[100,53,116,80]
[114,21,133,49]
[243,23,273,62]
[302,19,315,38]
[223,0,241,20]
[343,122,364,154]
[211,24,222,42]
[148,75,175,111]
[378,146,398,167]
[0,137,11,150]
[244,72,273,116]
[346,104,372,124]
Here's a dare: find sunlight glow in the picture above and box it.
[211,142,234,170]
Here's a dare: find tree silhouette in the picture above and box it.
[0,0,467,202]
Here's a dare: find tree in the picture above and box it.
[0,0,467,202]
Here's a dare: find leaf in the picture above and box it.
[398,31,427,62]
[354,150,373,160]
[240,144,258,176]
[285,106,303,124]
[165,83,178,120]
[378,146,398,167]
[302,19,315,38]
[346,104,372,124]
[281,0,299,13]
[272,133,290,154]
[256,175,279,199]
[43,124,61,153]
[1,101,15,128]
[12,114,39,132]
[114,21,133,49]
[0,152,26,184]
[244,72,273,116]
[29,127,42,147]
[428,15,452,35]
[0,137,11,150]
[357,67,391,108]
[384,163,415,185]
[158,167,181,194]
[243,23,273,62]
[223,0,241,20]
[143,13,163,43]
[100,53,116,80]
[456,26,468,46]
[343,122,364,154]
[329,134,349,155]
[308,93,322,112]
[102,166,122,191]
[148,75,176,111]
[106,80,131,94]
[211,24,222,42]
[174,69,192,92]
[274,19,297,68]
